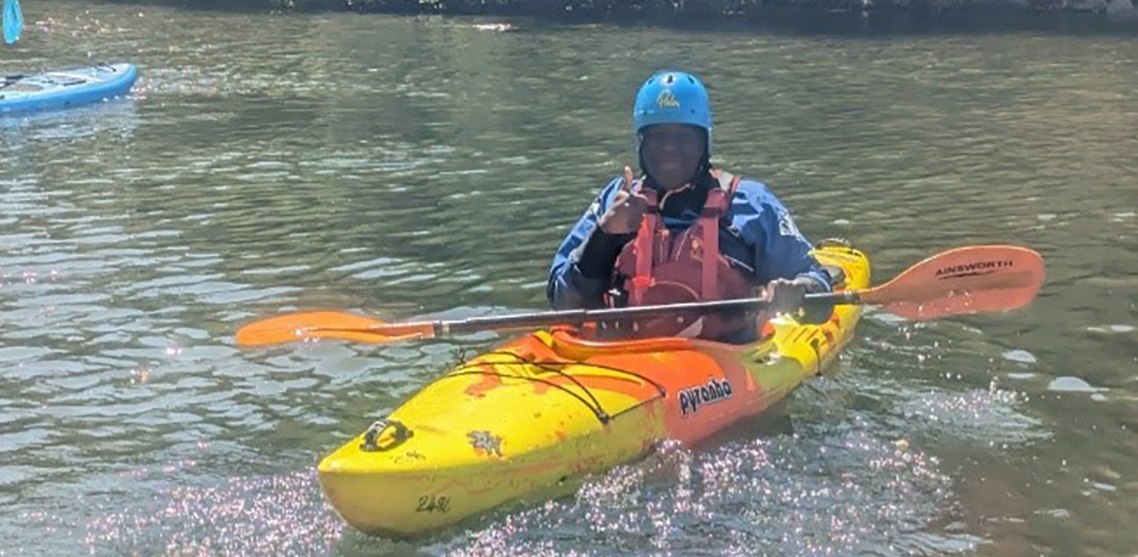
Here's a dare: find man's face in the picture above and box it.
[641,124,705,191]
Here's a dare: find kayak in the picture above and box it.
[318,241,871,537]
[0,63,137,116]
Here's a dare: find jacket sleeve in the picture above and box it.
[752,192,834,323]
[547,178,627,310]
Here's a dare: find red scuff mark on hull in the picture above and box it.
[464,363,503,398]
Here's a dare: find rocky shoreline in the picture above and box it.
[271,0,1138,25]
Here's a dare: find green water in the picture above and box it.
[1,3,1136,556]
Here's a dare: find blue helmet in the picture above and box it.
[632,71,713,154]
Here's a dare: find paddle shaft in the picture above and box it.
[411,292,857,336]
[235,245,1044,346]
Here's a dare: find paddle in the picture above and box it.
[236,245,1044,347]
[3,0,22,45]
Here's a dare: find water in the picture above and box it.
[1,3,1136,556]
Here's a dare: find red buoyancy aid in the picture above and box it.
[608,170,754,340]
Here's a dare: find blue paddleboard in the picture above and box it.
[0,63,138,116]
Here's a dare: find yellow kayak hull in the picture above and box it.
[319,243,871,536]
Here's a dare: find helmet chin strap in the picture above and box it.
[696,152,713,175]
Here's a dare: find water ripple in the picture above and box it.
[1,3,1135,556]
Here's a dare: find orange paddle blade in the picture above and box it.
[235,311,432,346]
[862,245,1044,320]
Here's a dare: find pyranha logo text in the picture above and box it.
[678,378,733,417]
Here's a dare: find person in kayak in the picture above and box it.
[547,70,833,343]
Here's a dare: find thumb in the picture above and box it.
[622,165,637,193]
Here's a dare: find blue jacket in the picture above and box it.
[547,174,832,311]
